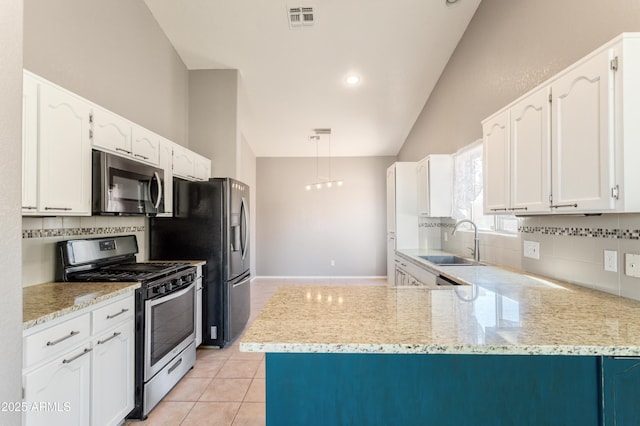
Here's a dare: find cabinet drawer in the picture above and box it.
[24,313,91,368]
[92,296,134,335]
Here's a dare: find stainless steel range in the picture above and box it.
[56,235,197,420]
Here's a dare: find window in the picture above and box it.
[451,140,517,234]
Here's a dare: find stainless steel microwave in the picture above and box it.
[92,150,164,216]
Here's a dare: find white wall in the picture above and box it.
[256,156,395,276]
[23,0,189,145]
[0,0,24,423]
[188,69,239,176]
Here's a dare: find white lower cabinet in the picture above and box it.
[23,345,92,426]
[91,321,134,426]
[394,255,437,287]
[23,293,135,426]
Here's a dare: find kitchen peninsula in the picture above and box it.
[240,253,640,425]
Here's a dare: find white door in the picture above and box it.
[483,110,510,213]
[132,126,160,165]
[386,166,396,233]
[551,47,616,212]
[22,73,39,214]
[91,322,134,426]
[23,347,92,426]
[38,83,92,215]
[510,86,551,213]
[91,107,132,156]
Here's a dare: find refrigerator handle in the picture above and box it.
[241,197,249,260]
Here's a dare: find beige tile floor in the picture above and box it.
[127,277,386,425]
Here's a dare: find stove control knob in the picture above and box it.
[172,278,180,288]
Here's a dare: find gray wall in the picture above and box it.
[23,0,189,145]
[189,70,238,177]
[0,0,23,423]
[399,0,640,160]
[257,156,395,276]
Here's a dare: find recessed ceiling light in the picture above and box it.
[345,75,361,86]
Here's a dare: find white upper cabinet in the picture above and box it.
[22,73,38,213]
[173,144,211,181]
[91,107,159,166]
[483,33,640,215]
[91,107,132,157]
[483,110,510,213]
[193,152,211,181]
[131,126,160,165]
[510,85,551,213]
[550,47,615,212]
[38,79,92,216]
[416,155,452,217]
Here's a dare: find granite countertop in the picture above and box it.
[23,281,141,330]
[240,250,640,356]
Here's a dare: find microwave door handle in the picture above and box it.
[147,172,163,211]
[241,197,249,260]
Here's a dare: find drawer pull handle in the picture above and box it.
[44,206,72,211]
[97,331,122,345]
[46,330,80,346]
[168,357,183,374]
[106,308,129,319]
[550,203,578,209]
[116,148,132,154]
[62,348,92,364]
[134,153,149,160]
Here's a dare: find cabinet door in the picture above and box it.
[510,86,551,213]
[551,48,616,212]
[91,321,134,426]
[602,356,640,426]
[416,159,428,216]
[23,346,92,426]
[428,155,453,217]
[132,126,160,165]
[483,110,510,213]
[173,144,195,179]
[193,152,211,180]
[158,138,174,216]
[386,166,396,233]
[91,107,132,156]
[22,73,39,214]
[38,83,91,215]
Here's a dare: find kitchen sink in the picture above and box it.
[418,255,483,266]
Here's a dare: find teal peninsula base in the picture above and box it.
[265,353,640,426]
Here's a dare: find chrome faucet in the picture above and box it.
[451,219,479,262]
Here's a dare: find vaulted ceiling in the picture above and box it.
[144,0,481,157]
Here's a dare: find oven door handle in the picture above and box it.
[146,281,195,308]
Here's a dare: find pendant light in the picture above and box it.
[305,128,344,190]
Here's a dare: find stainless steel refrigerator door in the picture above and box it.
[229,180,250,280]
[225,273,251,343]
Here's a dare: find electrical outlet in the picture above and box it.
[625,253,640,278]
[523,240,540,260]
[604,250,617,272]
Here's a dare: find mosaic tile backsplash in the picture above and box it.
[22,216,147,287]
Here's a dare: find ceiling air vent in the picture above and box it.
[288,6,314,29]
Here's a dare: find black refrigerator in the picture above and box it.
[149,177,251,348]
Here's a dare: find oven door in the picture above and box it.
[144,282,195,381]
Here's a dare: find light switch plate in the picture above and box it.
[604,250,617,272]
[523,240,540,260]
[625,253,640,278]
